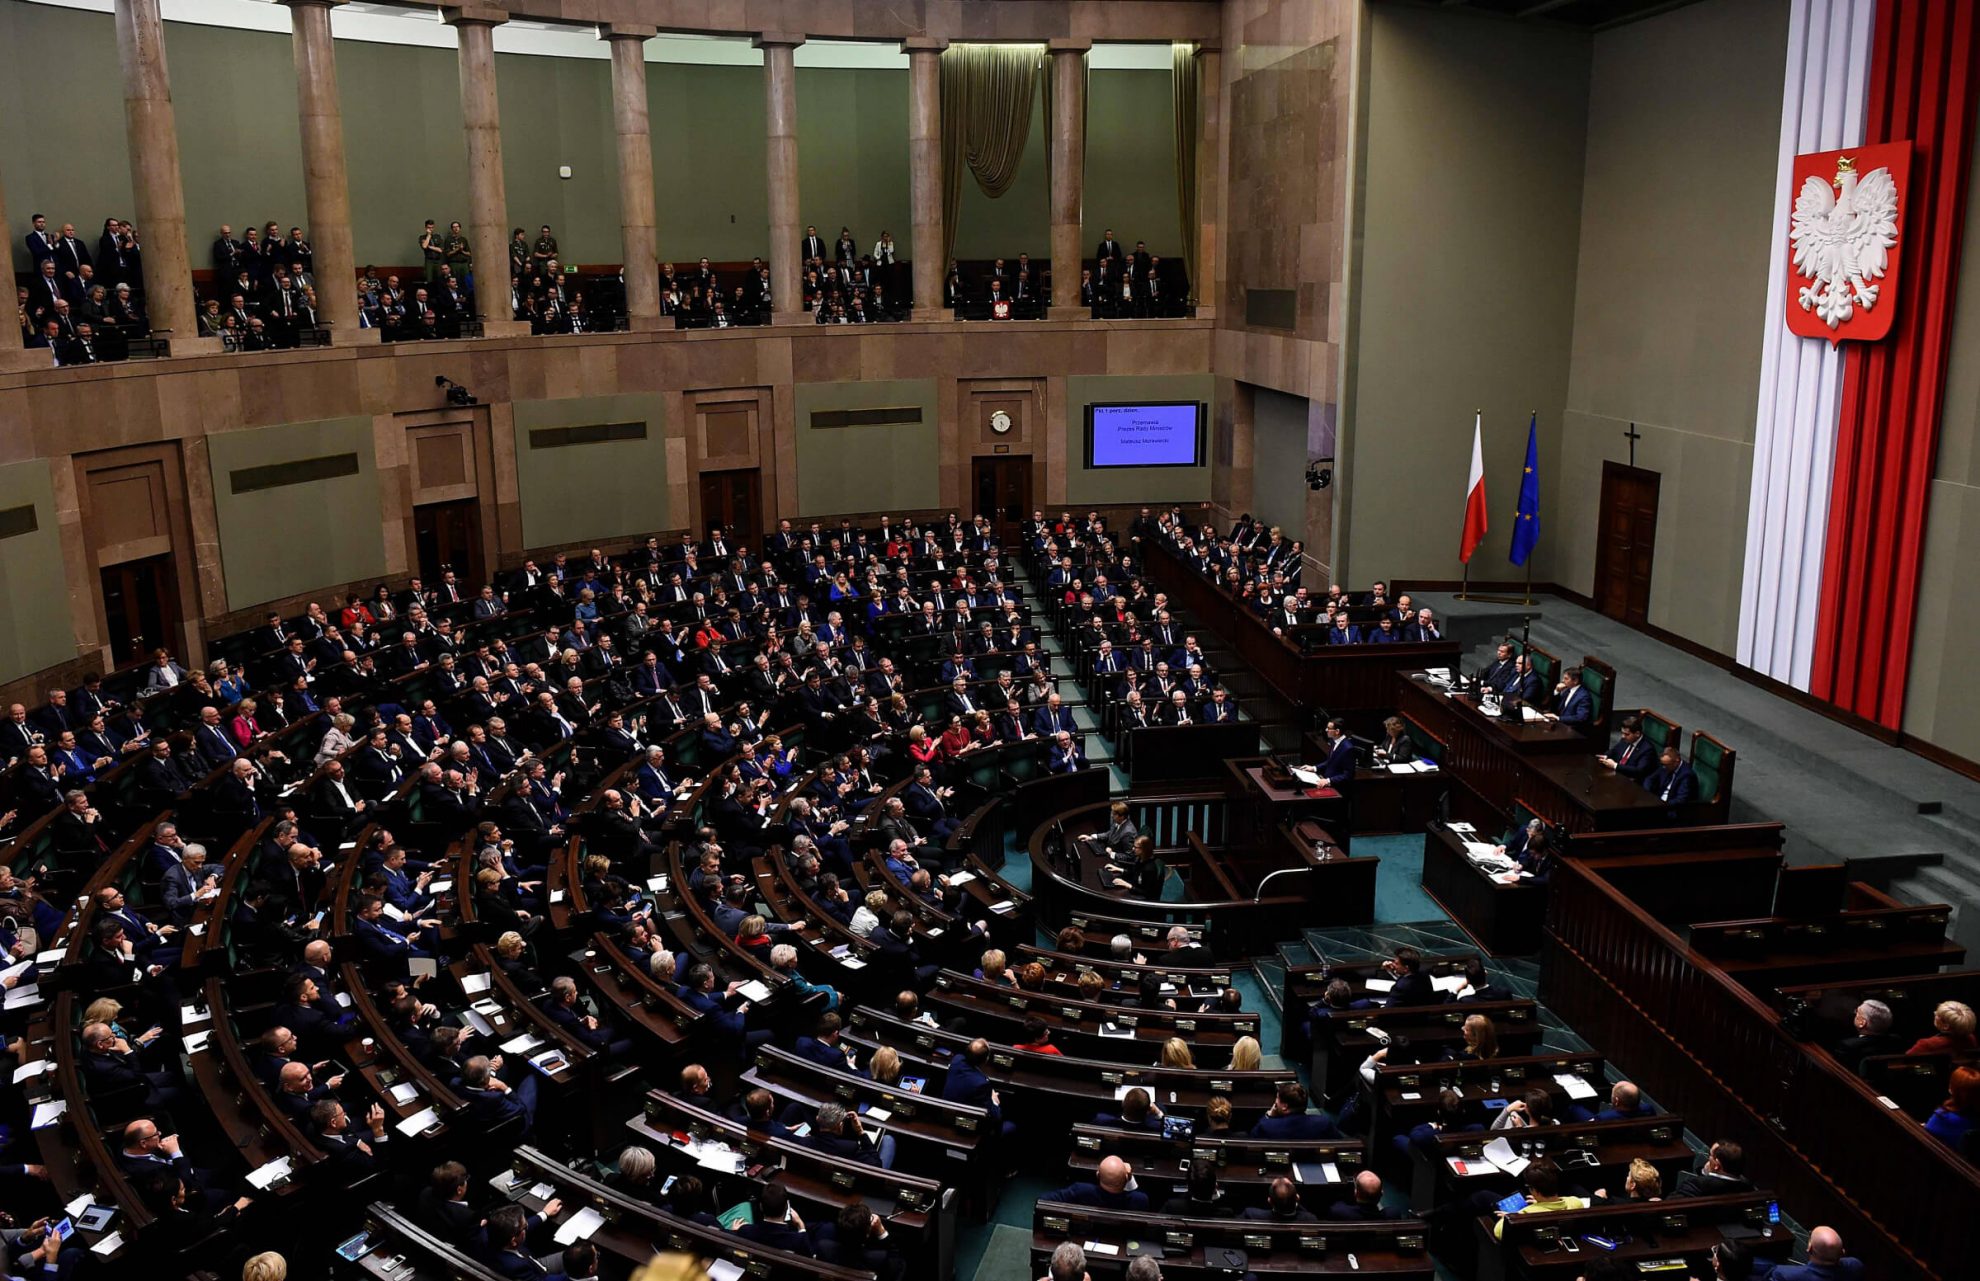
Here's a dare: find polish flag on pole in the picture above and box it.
[1459,413,1489,564]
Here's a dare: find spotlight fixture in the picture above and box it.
[435,375,479,407]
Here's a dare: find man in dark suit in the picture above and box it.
[1552,666,1594,726]
[1643,746,1698,808]
[1044,1155,1149,1210]
[310,1098,390,1179]
[50,222,91,283]
[1671,1141,1752,1198]
[800,1101,896,1169]
[1243,1177,1319,1223]
[940,1038,1015,1139]
[1317,718,1358,790]
[1380,947,1438,1007]
[1250,1082,1342,1140]
[1481,642,1519,692]
[1326,1171,1404,1221]
[1830,999,1905,1074]
[1095,230,1126,265]
[735,1182,816,1253]
[1597,716,1658,780]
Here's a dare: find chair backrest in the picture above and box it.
[1635,709,1681,755]
[1527,644,1561,691]
[1578,657,1615,733]
[1404,718,1443,764]
[1690,731,1732,803]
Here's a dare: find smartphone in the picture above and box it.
[1767,1200,1780,1225]
[660,1175,679,1197]
[47,1218,74,1245]
[1561,1239,1580,1255]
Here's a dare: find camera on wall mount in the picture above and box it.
[1306,458,1333,491]
[435,375,478,407]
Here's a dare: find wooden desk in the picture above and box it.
[1142,536,1462,734]
[1226,757,1344,855]
[1419,825,1548,955]
[1035,1202,1436,1278]
[1478,1192,1789,1281]
[1067,1124,1368,1212]
[1397,676,1670,833]
[1408,1113,1691,1212]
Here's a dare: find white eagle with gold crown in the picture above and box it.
[1790,155,1900,329]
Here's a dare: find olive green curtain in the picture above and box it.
[1172,42,1201,285]
[940,43,1043,264]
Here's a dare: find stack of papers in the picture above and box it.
[1554,1073,1599,1101]
[501,1033,544,1055]
[31,1099,67,1129]
[246,1157,294,1190]
[395,1106,442,1136]
[4,985,42,1010]
[552,1207,605,1245]
[946,871,977,886]
[389,1082,421,1105]
[1482,1137,1531,1175]
[735,980,773,1004]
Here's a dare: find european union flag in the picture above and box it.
[1509,414,1540,567]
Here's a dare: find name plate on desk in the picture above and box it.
[1299,1236,1327,1255]
[1166,1231,1195,1250]
[1243,1234,1273,1252]
[1209,1079,1233,1093]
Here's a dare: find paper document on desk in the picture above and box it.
[1521,705,1545,722]
[4,985,41,1009]
[1410,760,1439,773]
[1461,841,1502,860]
[1386,763,1416,775]
[395,1106,441,1136]
[501,1033,543,1055]
[946,871,976,885]
[705,1261,744,1281]
[553,1207,605,1245]
[989,901,1017,914]
[462,1008,496,1038]
[1362,977,1395,993]
[1447,822,1476,834]
[183,1029,211,1055]
[1289,766,1322,787]
[1098,1023,1136,1039]
[390,1082,421,1105]
[736,980,773,1004]
[246,1157,293,1190]
[695,1146,745,1175]
[1432,975,1469,994]
[89,1233,123,1257]
[12,1059,50,1083]
[1554,1073,1599,1100]
[1483,1137,1531,1176]
[31,1098,66,1129]
[462,971,492,995]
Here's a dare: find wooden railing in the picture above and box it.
[1541,855,1974,1280]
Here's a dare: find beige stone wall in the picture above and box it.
[0,319,1210,691]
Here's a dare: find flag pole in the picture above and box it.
[1524,409,1536,604]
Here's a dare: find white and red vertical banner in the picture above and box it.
[1739,0,1980,731]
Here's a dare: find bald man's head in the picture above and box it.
[1355,1169,1383,1204]
[1805,1228,1844,1265]
[1095,1156,1132,1194]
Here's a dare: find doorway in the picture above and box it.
[414,498,486,587]
[699,469,763,544]
[971,456,1033,545]
[1594,461,1660,626]
[99,555,183,665]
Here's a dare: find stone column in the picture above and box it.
[904,37,949,322]
[604,24,661,330]
[0,161,44,370]
[113,0,216,353]
[756,33,805,326]
[282,0,371,343]
[1193,44,1222,320]
[444,7,527,337]
[1047,39,1090,319]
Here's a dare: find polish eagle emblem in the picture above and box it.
[1784,142,1910,343]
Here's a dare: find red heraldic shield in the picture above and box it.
[1785,139,1912,344]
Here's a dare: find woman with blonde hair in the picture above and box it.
[1908,1000,1979,1055]
[863,1044,903,1086]
[977,948,1013,985]
[1450,1013,1500,1061]
[241,1254,287,1281]
[850,889,889,938]
[1077,970,1106,1002]
[1229,1035,1263,1072]
[314,712,357,765]
[1158,1036,1196,1069]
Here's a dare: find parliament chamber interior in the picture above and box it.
[5,0,1980,1278]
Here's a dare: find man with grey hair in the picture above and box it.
[161,842,218,925]
[1124,1257,1162,1281]
[1041,1242,1088,1281]
[542,974,632,1058]
[803,1100,897,1169]
[1833,998,1903,1073]
[1109,934,1144,965]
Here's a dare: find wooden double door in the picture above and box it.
[1594,461,1659,626]
[972,456,1033,546]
